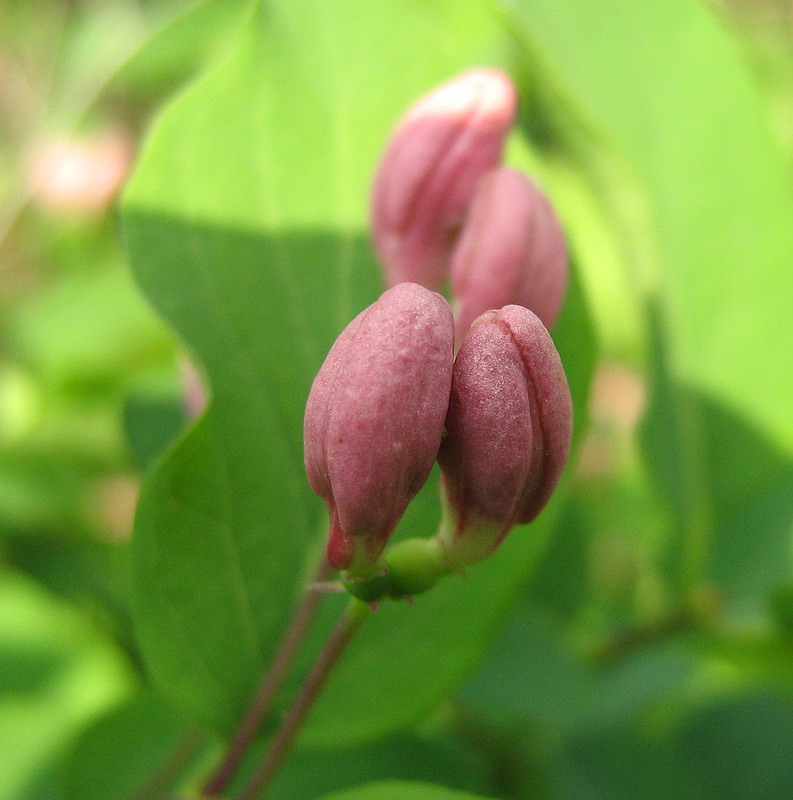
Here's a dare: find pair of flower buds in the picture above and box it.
[304,70,572,590]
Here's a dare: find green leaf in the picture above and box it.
[503,0,793,602]
[674,689,793,800]
[461,609,693,737]
[109,0,249,102]
[123,375,187,472]
[0,572,131,800]
[125,0,595,742]
[238,732,490,800]
[315,781,499,800]
[15,766,67,800]
[63,692,195,800]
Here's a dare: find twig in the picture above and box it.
[236,598,370,800]
[201,557,332,796]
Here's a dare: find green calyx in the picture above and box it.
[341,536,451,602]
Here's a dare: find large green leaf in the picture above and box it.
[503,0,793,602]
[109,0,249,101]
[125,0,595,741]
[123,375,187,472]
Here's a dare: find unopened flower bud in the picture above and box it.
[451,168,567,341]
[371,70,517,290]
[437,305,572,567]
[304,283,454,577]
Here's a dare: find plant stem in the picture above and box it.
[201,557,332,796]
[236,598,370,800]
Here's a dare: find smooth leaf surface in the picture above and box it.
[234,732,490,800]
[505,0,793,600]
[316,781,498,800]
[124,377,187,472]
[125,0,595,741]
[110,0,248,101]
[674,688,793,800]
[63,692,192,800]
[462,609,693,737]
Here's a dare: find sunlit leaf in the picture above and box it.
[504,0,793,602]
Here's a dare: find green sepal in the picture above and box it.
[341,537,452,602]
[385,537,451,598]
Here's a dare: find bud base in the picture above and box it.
[340,537,452,602]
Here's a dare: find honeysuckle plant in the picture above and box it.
[98,2,793,800]
[191,66,577,798]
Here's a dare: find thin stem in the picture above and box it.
[201,557,332,796]
[236,598,370,800]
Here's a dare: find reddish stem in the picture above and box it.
[201,557,332,796]
[235,599,369,800]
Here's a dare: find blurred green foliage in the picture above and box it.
[1,1,793,798]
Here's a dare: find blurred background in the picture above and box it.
[1,1,793,799]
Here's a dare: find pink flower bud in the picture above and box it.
[450,168,567,342]
[371,70,517,290]
[304,283,454,576]
[437,305,572,567]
